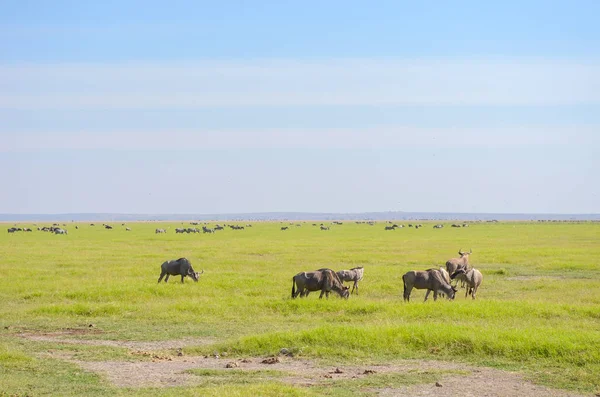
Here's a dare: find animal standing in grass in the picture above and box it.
[446,248,472,275]
[157,258,203,283]
[451,268,483,299]
[292,269,349,299]
[336,266,364,295]
[402,269,456,302]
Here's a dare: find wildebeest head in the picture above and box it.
[450,269,466,280]
[458,248,472,257]
[449,286,458,299]
[341,286,350,299]
[188,268,204,282]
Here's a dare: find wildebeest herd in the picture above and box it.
[402,248,483,301]
[8,222,483,301]
[286,248,483,302]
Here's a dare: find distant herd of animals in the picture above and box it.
[7,220,475,235]
[7,222,483,301]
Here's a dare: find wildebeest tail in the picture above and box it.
[291,276,296,298]
[402,274,408,296]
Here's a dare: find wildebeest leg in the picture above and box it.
[403,286,412,302]
[352,281,358,295]
[319,290,325,299]
[465,287,469,298]
[157,272,166,283]
[164,274,170,282]
[433,290,439,301]
[424,289,431,302]
[181,274,186,283]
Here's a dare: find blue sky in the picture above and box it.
[1,1,599,214]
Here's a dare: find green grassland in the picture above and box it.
[0,221,599,395]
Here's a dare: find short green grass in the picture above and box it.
[1,221,599,395]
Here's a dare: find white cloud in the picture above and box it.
[0,58,599,109]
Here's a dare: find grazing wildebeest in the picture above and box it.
[432,267,451,298]
[384,226,396,230]
[336,266,364,295]
[202,226,215,233]
[445,248,472,276]
[157,258,203,283]
[292,269,349,299]
[451,268,483,299]
[175,228,185,233]
[7,227,17,233]
[402,269,456,302]
[125,227,131,231]
[54,228,68,235]
[104,225,113,229]
[155,228,167,234]
[281,226,288,231]
[320,225,330,231]
[433,224,444,229]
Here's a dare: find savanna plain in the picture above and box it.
[0,221,599,396]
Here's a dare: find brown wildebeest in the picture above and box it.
[402,269,456,302]
[446,248,472,276]
[451,268,483,299]
[292,269,349,299]
[158,258,203,283]
[336,267,364,295]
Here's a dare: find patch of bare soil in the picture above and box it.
[21,332,588,396]
[47,352,589,396]
[377,365,586,397]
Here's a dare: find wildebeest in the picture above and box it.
[125,227,131,231]
[291,269,349,299]
[432,267,451,298]
[402,269,456,302]
[281,226,288,231]
[104,224,113,229]
[202,226,215,233]
[445,248,472,276]
[336,267,364,295]
[175,228,185,233]
[54,228,68,235]
[157,258,204,283]
[433,224,444,229]
[320,225,330,231]
[451,268,483,299]
[155,228,167,234]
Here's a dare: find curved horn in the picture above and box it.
[458,248,464,255]
[199,269,204,274]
